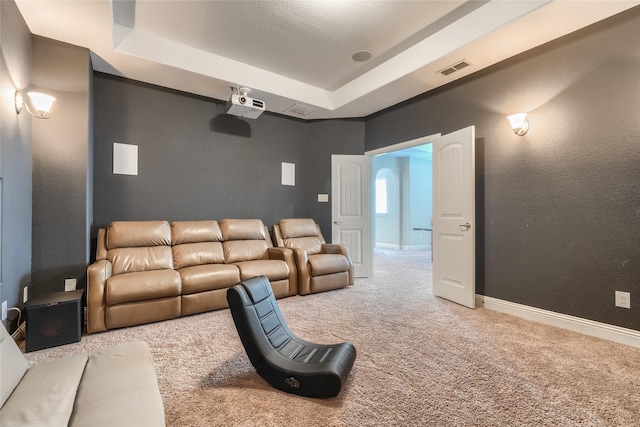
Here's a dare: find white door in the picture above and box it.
[432,126,476,308]
[331,155,371,278]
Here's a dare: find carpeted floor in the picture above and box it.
[25,249,640,426]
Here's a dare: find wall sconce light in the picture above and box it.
[14,90,56,119]
[507,113,529,136]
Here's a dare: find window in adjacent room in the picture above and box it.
[375,177,388,215]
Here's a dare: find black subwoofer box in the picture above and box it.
[26,290,83,352]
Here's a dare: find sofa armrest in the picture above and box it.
[289,248,312,295]
[267,247,298,295]
[87,259,113,334]
[70,341,165,427]
[0,354,88,426]
[322,244,354,285]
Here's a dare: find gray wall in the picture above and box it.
[407,156,432,248]
[0,0,33,326]
[306,120,365,239]
[93,75,364,242]
[31,37,92,293]
[94,75,299,231]
[366,8,640,330]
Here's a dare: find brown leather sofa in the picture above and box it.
[272,218,353,295]
[87,219,296,334]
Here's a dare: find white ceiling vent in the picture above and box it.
[284,104,317,117]
[438,60,471,77]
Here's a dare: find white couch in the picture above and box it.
[0,325,165,426]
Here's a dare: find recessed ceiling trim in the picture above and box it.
[113,23,335,109]
[112,0,548,113]
[331,0,550,108]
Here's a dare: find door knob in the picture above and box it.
[333,221,342,225]
[459,222,471,231]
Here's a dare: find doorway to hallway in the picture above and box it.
[371,143,433,275]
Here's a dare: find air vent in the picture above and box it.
[284,104,317,117]
[438,59,471,77]
[252,99,264,108]
[454,60,470,70]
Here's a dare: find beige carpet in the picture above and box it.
[25,249,640,426]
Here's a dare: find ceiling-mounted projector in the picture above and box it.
[226,87,265,119]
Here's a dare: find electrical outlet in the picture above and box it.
[1,301,7,321]
[23,286,29,303]
[615,291,630,309]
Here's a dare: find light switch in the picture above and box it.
[318,194,329,202]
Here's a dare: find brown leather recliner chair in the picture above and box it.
[272,218,353,295]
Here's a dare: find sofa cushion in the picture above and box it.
[284,236,324,255]
[0,353,88,426]
[106,221,171,250]
[179,264,241,294]
[278,218,319,239]
[1,325,29,408]
[277,219,325,254]
[221,219,271,263]
[220,219,267,241]
[223,240,269,263]
[308,254,350,275]
[70,341,165,427]
[109,246,174,275]
[171,220,222,245]
[106,269,181,305]
[173,242,225,270]
[234,260,290,281]
[172,221,226,269]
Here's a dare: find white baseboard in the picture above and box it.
[476,295,640,349]
[375,243,400,249]
[375,243,431,251]
[400,244,431,250]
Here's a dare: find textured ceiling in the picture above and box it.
[15,0,640,120]
[134,1,467,90]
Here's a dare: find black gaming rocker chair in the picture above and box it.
[227,275,356,398]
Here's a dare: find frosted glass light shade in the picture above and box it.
[507,113,529,136]
[27,92,56,116]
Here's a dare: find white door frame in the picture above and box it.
[366,133,441,275]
